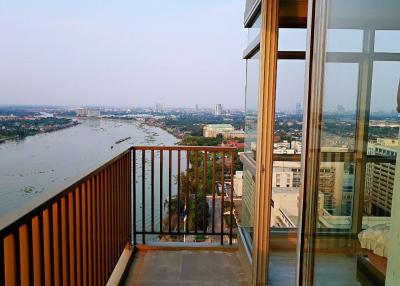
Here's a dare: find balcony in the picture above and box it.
[0,146,249,285]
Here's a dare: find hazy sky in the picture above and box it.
[1,1,398,112]
[0,0,247,108]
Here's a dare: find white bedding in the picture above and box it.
[358,224,390,258]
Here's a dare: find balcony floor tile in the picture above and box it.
[124,250,250,286]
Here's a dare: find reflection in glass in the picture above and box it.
[321,63,359,151]
[244,51,260,161]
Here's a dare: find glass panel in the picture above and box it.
[370,61,400,114]
[278,29,307,51]
[326,29,364,52]
[375,30,400,53]
[303,1,400,285]
[247,11,262,44]
[240,50,260,251]
[240,166,255,248]
[268,59,306,285]
[321,63,359,151]
[244,51,260,161]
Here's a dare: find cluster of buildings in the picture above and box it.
[273,140,302,154]
[75,108,101,117]
[203,124,245,139]
[240,136,399,230]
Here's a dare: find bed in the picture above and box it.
[357,224,389,286]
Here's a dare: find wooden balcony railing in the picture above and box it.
[0,149,131,285]
[0,145,237,285]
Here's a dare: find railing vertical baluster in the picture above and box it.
[177,150,181,234]
[111,164,115,273]
[87,178,92,286]
[133,150,137,245]
[98,172,102,284]
[38,212,45,285]
[0,236,3,285]
[129,153,132,242]
[120,158,125,249]
[101,169,106,283]
[168,150,172,234]
[212,152,216,234]
[57,201,63,285]
[84,182,88,286]
[126,154,129,242]
[91,176,96,286]
[14,229,21,286]
[194,151,198,234]
[114,161,118,265]
[49,204,55,285]
[27,219,34,285]
[128,151,132,243]
[78,186,83,286]
[65,194,71,286]
[160,150,163,234]
[203,151,207,235]
[151,150,155,233]
[126,155,129,242]
[120,158,124,251]
[113,163,117,270]
[221,152,225,245]
[106,164,114,270]
[117,159,121,254]
[230,151,234,245]
[185,151,190,234]
[142,150,146,244]
[122,156,125,244]
[106,166,111,279]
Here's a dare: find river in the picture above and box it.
[0,118,178,217]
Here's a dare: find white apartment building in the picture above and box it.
[365,138,399,215]
[203,124,234,138]
[234,171,243,197]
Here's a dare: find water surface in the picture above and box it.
[0,118,177,217]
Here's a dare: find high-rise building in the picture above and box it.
[296,102,302,113]
[365,139,399,216]
[214,104,223,116]
[154,103,165,113]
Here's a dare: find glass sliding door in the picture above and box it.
[240,7,261,258]
[300,0,400,285]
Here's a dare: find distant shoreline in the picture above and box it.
[0,120,80,144]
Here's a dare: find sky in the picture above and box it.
[0,0,247,109]
[0,1,398,112]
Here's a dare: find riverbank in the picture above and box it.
[134,117,191,141]
[0,118,79,144]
